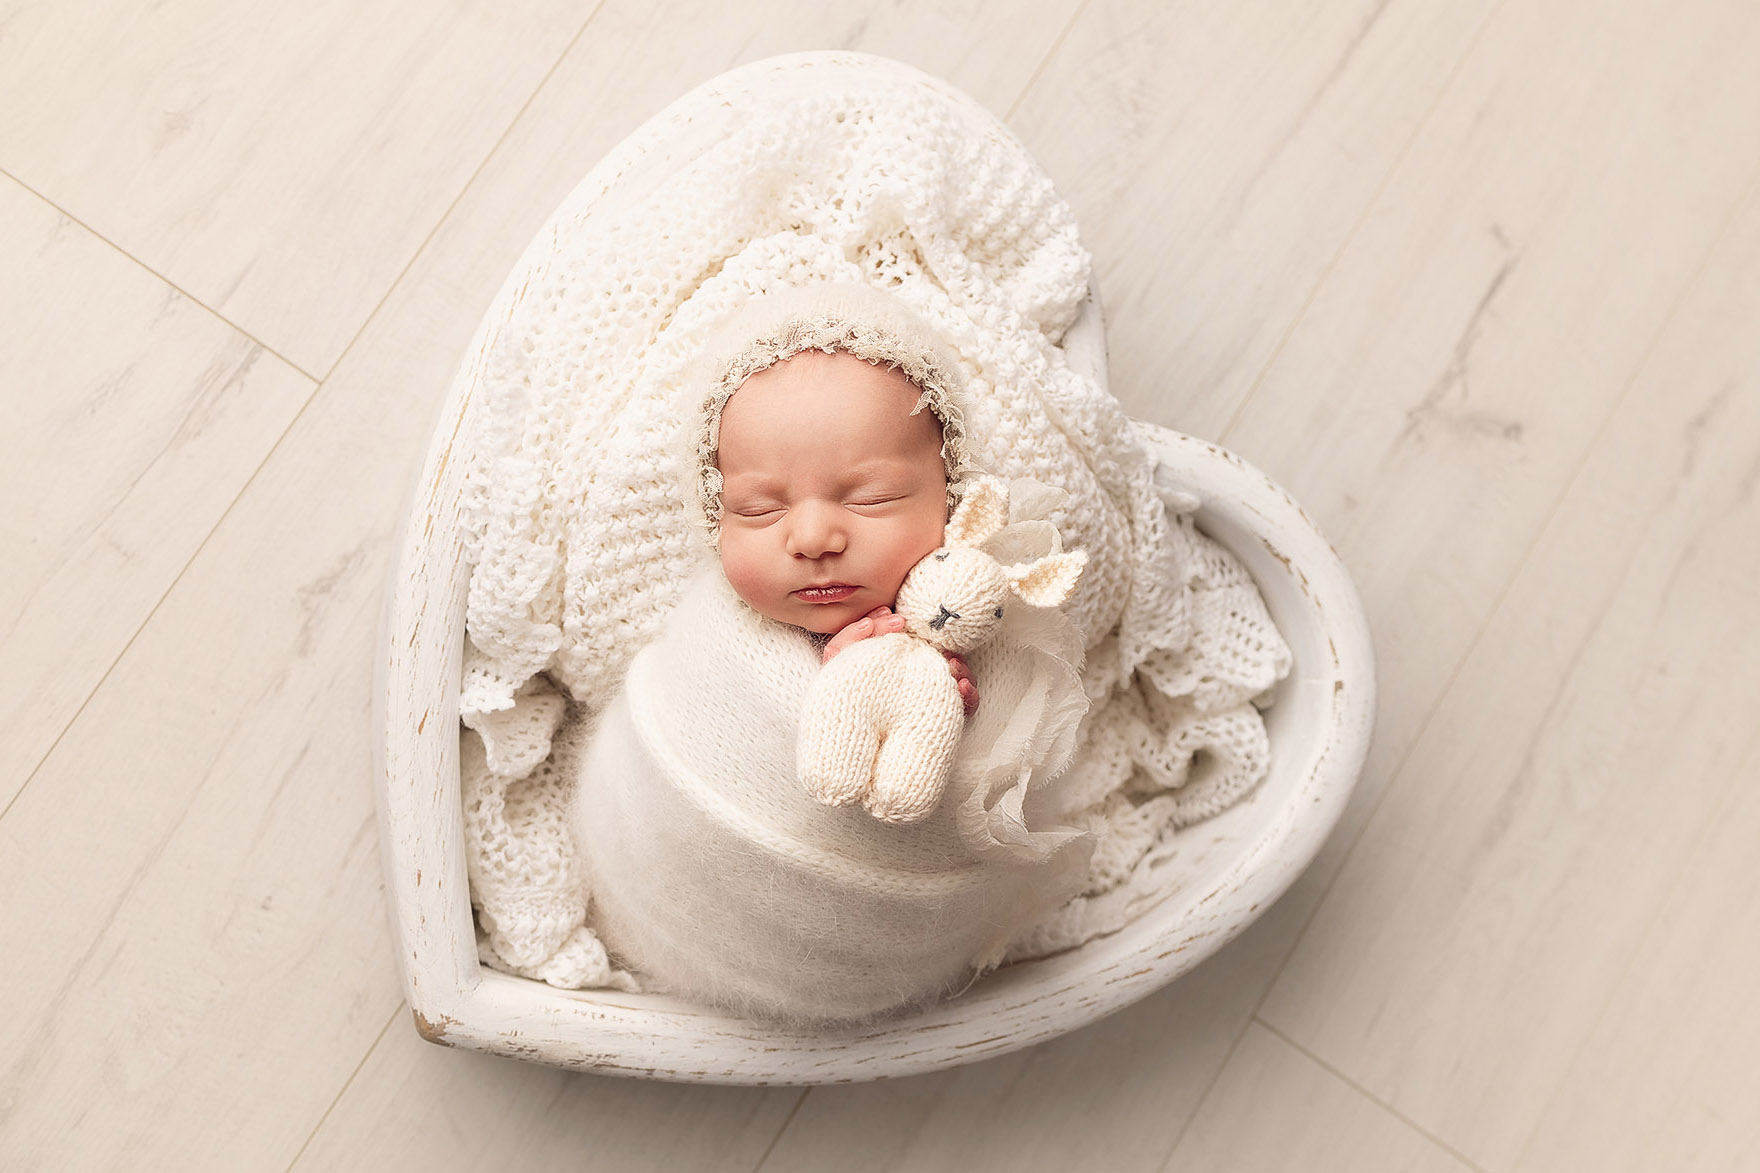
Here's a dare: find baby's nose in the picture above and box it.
[785,501,848,558]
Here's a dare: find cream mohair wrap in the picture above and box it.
[455,71,1292,1006]
[572,559,1096,1025]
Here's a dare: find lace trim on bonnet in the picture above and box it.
[692,281,978,543]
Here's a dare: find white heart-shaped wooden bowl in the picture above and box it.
[372,50,1374,1085]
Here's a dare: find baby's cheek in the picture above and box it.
[718,536,780,614]
[884,509,947,586]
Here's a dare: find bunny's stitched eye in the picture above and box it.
[993,607,1004,619]
[933,551,950,561]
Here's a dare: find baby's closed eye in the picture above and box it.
[727,501,785,520]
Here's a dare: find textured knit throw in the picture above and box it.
[455,68,1293,999]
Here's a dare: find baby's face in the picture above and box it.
[715,349,948,634]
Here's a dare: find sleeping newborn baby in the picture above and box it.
[568,283,1096,1026]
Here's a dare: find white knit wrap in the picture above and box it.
[456,69,1293,1001]
[571,565,1094,1024]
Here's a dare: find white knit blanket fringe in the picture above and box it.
[457,71,1292,993]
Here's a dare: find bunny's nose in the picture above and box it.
[929,605,960,631]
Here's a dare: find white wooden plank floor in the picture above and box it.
[3,2,1756,1169]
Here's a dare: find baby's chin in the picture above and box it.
[729,579,886,634]
[751,588,878,635]
[786,598,865,635]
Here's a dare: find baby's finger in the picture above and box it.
[959,678,980,718]
[822,617,874,663]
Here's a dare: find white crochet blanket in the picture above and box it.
[456,70,1292,992]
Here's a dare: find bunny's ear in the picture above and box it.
[1006,478,1068,524]
[981,519,1060,566]
[1007,549,1087,608]
[945,477,1011,547]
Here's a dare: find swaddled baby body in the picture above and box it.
[568,284,1094,1026]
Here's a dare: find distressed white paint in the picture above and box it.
[372,52,1375,1084]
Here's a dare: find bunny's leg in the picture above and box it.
[864,659,964,824]
[798,645,884,808]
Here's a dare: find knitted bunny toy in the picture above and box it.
[797,477,1087,824]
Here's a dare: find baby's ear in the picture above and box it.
[945,477,1010,547]
[1007,550,1087,608]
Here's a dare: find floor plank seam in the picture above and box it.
[1002,0,1092,124]
[282,1001,402,1172]
[748,1087,812,1173]
[1232,115,1760,1173]
[1151,1002,1257,1171]
[0,376,323,824]
[0,2,612,825]
[1146,4,1511,1163]
[1503,718,1760,1169]
[0,165,320,383]
[306,1,611,388]
[1252,1015,1487,1172]
[280,10,628,1160]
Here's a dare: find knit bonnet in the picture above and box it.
[691,282,979,544]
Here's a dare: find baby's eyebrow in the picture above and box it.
[723,461,913,496]
[721,470,786,494]
[840,458,916,482]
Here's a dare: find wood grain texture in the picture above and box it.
[1259,105,1760,1173]
[291,1023,802,1172]
[0,173,313,809]
[0,0,587,374]
[1011,0,1498,438]
[1166,1024,1474,1173]
[1512,738,1760,1171]
[1212,0,1760,953]
[0,329,419,1167]
[0,69,528,1162]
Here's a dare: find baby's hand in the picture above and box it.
[823,605,907,663]
[943,651,979,719]
[823,606,980,717]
